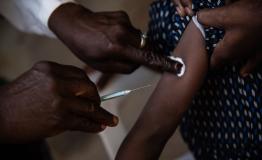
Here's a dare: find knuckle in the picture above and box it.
[51,95,63,109]
[33,61,52,72]
[45,77,58,92]
[115,10,128,18]
[32,61,60,78]
[32,64,59,90]
[107,41,122,53]
[112,24,126,35]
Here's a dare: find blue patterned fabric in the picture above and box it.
[148,0,262,159]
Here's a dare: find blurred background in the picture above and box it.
[0,0,191,159]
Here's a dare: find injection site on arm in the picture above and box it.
[116,19,208,160]
[168,16,205,78]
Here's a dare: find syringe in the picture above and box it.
[101,84,152,102]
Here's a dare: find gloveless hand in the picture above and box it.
[0,61,118,143]
[173,0,193,17]
[48,3,179,74]
[198,0,262,76]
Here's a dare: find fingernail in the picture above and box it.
[112,116,119,126]
[176,7,184,17]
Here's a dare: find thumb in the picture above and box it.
[197,5,230,28]
[124,46,183,74]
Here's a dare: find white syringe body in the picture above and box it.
[101,90,131,101]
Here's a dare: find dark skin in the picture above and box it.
[0,61,118,143]
[0,2,183,145]
[174,0,262,76]
[48,3,179,74]
[173,0,233,16]
[117,0,262,159]
[173,0,193,16]
[116,21,208,159]
[197,0,262,76]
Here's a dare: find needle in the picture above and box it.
[101,84,152,102]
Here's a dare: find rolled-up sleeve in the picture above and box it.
[0,0,75,37]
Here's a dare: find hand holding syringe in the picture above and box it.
[101,85,152,102]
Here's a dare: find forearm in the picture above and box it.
[116,21,208,159]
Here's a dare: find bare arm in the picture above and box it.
[116,21,208,160]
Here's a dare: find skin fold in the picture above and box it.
[116,21,208,159]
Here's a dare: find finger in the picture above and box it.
[96,74,116,90]
[91,60,139,74]
[66,117,106,133]
[185,7,194,16]
[64,97,118,127]
[197,6,230,28]
[173,0,186,17]
[123,46,182,74]
[59,79,100,103]
[180,0,193,16]
[240,53,262,77]
[210,32,241,69]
